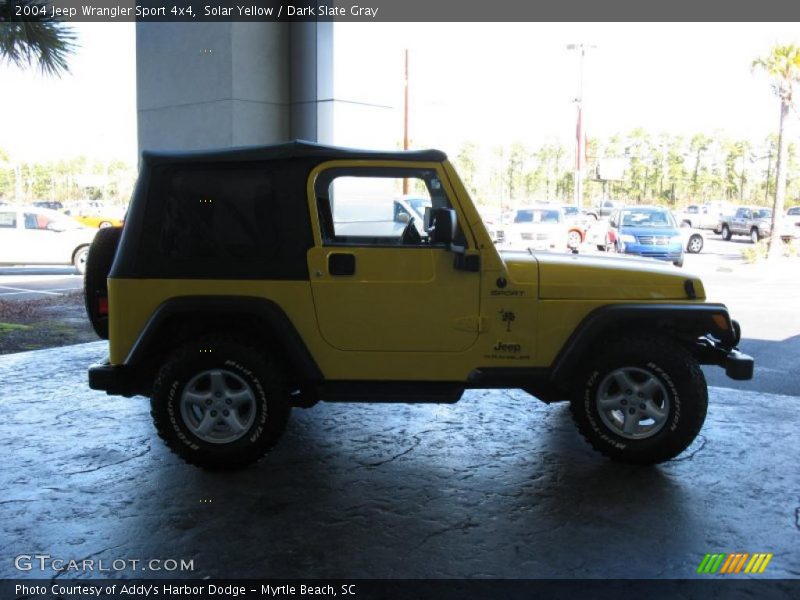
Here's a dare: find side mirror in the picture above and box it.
[428,207,457,245]
[396,212,410,224]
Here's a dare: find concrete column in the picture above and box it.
[136,22,332,152]
[289,22,334,143]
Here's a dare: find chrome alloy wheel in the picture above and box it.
[596,367,670,440]
[180,369,257,444]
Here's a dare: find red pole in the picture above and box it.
[403,48,409,195]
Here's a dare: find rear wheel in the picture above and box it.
[84,227,122,339]
[72,245,89,275]
[721,224,732,241]
[570,334,708,465]
[151,339,291,469]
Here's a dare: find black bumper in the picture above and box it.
[88,361,145,397]
[695,338,754,381]
[722,348,754,381]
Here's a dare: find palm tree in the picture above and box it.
[0,1,77,77]
[753,44,800,258]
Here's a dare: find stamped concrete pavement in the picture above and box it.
[1,342,798,580]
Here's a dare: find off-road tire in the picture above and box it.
[151,339,291,470]
[721,224,732,241]
[83,227,122,339]
[570,334,708,465]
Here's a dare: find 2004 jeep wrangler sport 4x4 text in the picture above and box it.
[87,142,753,469]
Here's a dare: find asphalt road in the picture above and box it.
[682,237,800,398]
[0,267,82,301]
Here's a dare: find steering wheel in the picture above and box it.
[401,217,422,245]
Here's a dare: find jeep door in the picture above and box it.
[307,163,481,353]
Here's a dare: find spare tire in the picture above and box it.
[84,226,122,340]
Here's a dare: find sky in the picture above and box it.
[333,22,800,155]
[0,22,798,165]
[0,23,137,163]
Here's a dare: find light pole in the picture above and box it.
[567,43,595,209]
[403,48,410,195]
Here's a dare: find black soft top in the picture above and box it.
[141,140,447,165]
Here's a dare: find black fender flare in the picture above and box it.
[549,302,737,385]
[124,295,322,381]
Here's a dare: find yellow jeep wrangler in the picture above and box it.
[87,141,753,469]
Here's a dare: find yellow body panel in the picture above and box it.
[107,157,710,383]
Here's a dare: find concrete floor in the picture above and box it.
[1,342,798,580]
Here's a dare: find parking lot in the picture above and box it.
[0,268,83,302]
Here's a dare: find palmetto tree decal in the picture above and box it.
[499,309,515,332]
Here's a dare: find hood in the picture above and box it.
[502,251,704,300]
[620,226,680,237]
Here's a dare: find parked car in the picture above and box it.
[32,200,64,211]
[783,207,800,240]
[0,206,95,273]
[65,202,125,229]
[475,205,506,245]
[585,199,621,220]
[562,205,591,248]
[718,206,773,243]
[679,224,704,254]
[504,205,568,252]
[677,201,734,233]
[393,195,432,237]
[609,206,684,266]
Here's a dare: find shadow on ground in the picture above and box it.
[1,343,798,579]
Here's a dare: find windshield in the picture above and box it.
[514,209,562,224]
[621,210,675,228]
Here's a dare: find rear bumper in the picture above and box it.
[88,360,146,397]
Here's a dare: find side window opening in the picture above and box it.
[138,160,314,280]
[314,167,464,247]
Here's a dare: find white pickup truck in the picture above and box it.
[677,202,734,232]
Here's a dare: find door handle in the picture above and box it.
[328,253,356,276]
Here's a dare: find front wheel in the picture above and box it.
[151,339,291,469]
[750,228,760,244]
[570,335,708,465]
[686,233,703,254]
[567,229,583,249]
[721,224,732,241]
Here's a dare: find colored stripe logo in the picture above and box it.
[697,553,773,574]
